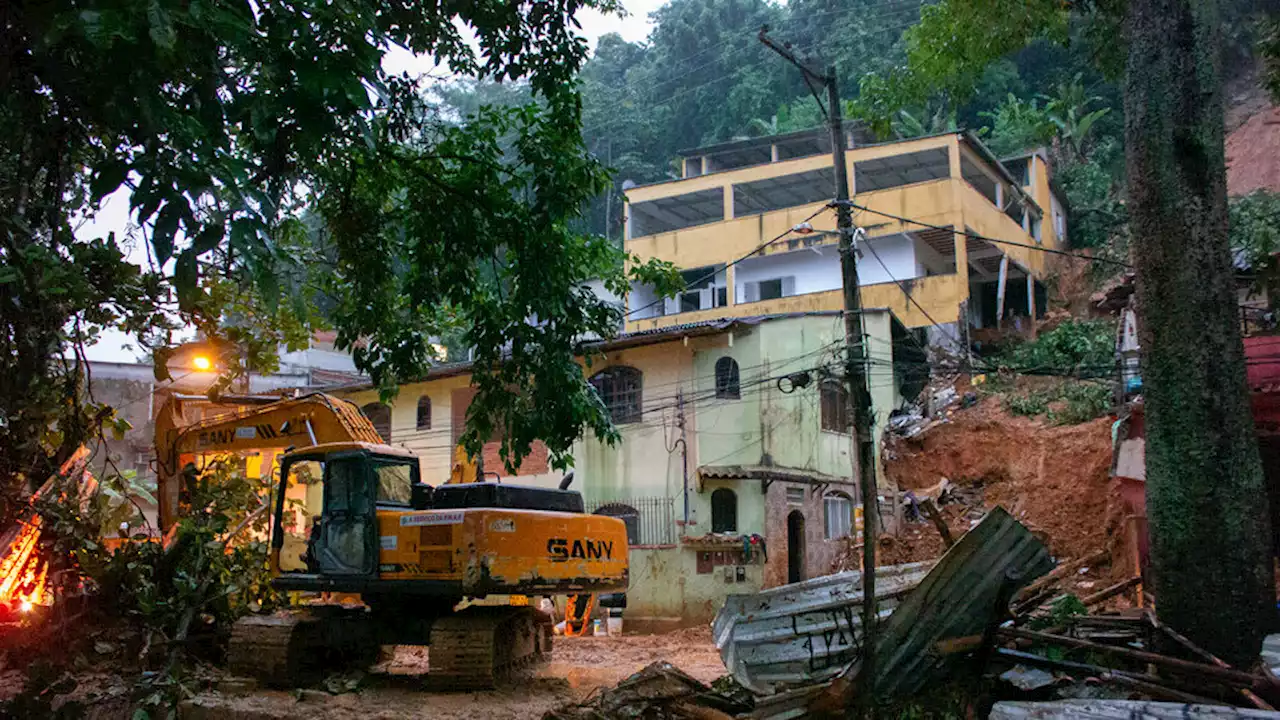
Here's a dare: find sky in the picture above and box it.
[82,0,664,364]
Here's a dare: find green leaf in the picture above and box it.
[91,160,130,202]
[152,203,182,265]
[147,0,177,50]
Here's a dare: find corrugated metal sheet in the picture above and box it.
[852,506,1054,698]
[713,561,933,694]
[991,700,1280,720]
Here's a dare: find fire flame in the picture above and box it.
[0,515,51,616]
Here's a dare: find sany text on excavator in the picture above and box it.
[153,392,628,688]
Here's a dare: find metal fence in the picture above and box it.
[586,496,676,547]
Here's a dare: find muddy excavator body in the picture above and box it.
[152,394,628,688]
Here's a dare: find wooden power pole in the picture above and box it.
[759,28,880,707]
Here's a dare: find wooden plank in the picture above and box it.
[1081,576,1141,607]
[1000,627,1263,687]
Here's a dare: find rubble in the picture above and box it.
[542,662,753,720]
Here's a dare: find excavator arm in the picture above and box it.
[153,392,382,530]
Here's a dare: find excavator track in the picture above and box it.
[228,609,378,687]
[428,606,553,690]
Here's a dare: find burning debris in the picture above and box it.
[0,447,95,625]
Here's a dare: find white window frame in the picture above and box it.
[824,492,853,539]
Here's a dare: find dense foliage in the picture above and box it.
[1230,191,1280,292]
[2,0,682,510]
[992,319,1117,373]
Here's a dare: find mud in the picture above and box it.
[179,628,724,720]
[880,391,1122,570]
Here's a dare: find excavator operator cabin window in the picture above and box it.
[375,460,415,506]
[711,488,737,533]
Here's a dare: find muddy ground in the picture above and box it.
[180,627,724,720]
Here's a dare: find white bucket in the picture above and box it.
[607,616,623,635]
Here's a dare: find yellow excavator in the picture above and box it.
[154,392,628,688]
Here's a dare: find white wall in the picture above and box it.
[733,235,926,304]
[735,246,842,302]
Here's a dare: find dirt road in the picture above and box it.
[181,627,724,720]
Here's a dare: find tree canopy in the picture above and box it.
[1,0,680,506]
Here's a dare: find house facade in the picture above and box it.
[332,311,920,625]
[622,129,1065,345]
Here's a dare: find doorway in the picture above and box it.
[787,510,806,584]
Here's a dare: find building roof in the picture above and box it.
[1227,106,1280,196]
[698,463,855,487]
[320,310,893,393]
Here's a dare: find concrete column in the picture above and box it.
[722,184,733,221]
[725,264,737,306]
[948,140,969,293]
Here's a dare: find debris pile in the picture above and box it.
[709,504,1279,718]
[881,390,1121,569]
[543,662,753,720]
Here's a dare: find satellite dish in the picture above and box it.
[621,179,636,190]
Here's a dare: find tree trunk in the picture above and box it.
[1126,0,1276,666]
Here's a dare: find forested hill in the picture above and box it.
[440,0,1275,256]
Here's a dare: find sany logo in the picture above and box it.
[547,538,614,562]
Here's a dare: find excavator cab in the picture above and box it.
[271,444,421,578]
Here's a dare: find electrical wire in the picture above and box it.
[845,201,1133,268]
[623,203,834,320]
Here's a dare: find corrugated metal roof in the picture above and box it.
[835,506,1054,700]
[990,700,1280,720]
[699,464,852,486]
[319,311,860,393]
[713,562,933,695]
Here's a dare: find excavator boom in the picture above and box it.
[153,392,381,530]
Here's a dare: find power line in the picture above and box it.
[844,201,1133,268]
[623,203,834,320]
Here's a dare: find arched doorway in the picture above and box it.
[787,510,806,584]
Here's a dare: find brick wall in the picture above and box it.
[450,387,549,476]
[762,480,843,588]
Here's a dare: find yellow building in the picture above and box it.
[622,129,1066,345]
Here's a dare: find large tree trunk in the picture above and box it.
[1127,0,1276,666]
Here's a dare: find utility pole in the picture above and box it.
[760,28,880,708]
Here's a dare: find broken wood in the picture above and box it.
[998,627,1264,688]
[1081,577,1142,607]
[1150,615,1275,710]
[934,634,983,656]
[1014,548,1111,603]
[919,498,954,548]
[1105,673,1227,706]
[997,648,1183,690]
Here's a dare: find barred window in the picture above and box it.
[587,497,675,546]
[820,380,851,434]
[593,503,640,545]
[416,395,432,431]
[361,402,392,442]
[715,357,740,399]
[589,366,643,424]
[711,488,737,533]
